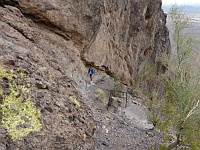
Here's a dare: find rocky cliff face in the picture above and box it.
[0,0,170,149]
[84,0,170,83]
[17,0,170,83]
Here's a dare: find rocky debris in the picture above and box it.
[0,0,18,6]
[108,96,123,109]
[123,97,154,130]
[82,77,161,149]
[35,80,49,89]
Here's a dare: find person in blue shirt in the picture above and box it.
[88,68,95,82]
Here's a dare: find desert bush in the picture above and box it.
[96,88,106,103]
[161,5,200,149]
[135,5,200,149]
[151,5,200,149]
[0,67,41,140]
[101,75,107,81]
[112,74,123,97]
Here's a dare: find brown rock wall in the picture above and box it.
[18,0,102,46]
[17,0,170,84]
[0,5,95,149]
[84,0,170,83]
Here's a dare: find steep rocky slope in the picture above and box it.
[0,5,95,149]
[0,0,170,149]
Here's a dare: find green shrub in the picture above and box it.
[0,67,41,140]
[135,5,200,149]
[113,74,123,97]
[147,5,200,149]
[96,88,106,103]
[102,75,107,81]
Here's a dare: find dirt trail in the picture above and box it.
[75,72,162,150]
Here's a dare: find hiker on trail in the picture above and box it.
[88,68,95,82]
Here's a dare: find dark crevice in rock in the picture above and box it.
[145,10,152,20]
[0,0,18,7]
[4,32,18,39]
[6,22,34,42]
[81,55,113,77]
[144,46,153,57]
[23,13,56,26]
[54,31,70,41]
[22,12,85,46]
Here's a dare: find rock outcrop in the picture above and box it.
[18,0,102,47]
[0,5,95,149]
[17,0,170,83]
[84,0,170,83]
[0,0,170,149]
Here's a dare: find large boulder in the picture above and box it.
[18,0,102,46]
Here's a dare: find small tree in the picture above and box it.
[154,5,200,149]
[113,74,123,97]
[129,5,200,149]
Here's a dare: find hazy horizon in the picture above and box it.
[162,0,200,6]
[162,3,200,13]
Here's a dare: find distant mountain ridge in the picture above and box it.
[162,4,200,13]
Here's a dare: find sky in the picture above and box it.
[162,0,200,5]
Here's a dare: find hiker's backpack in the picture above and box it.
[89,68,95,74]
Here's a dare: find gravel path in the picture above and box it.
[75,73,162,150]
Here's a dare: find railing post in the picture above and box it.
[125,92,128,108]
[107,90,113,110]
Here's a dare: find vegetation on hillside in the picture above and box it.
[0,67,41,140]
[133,5,200,149]
[113,74,124,97]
